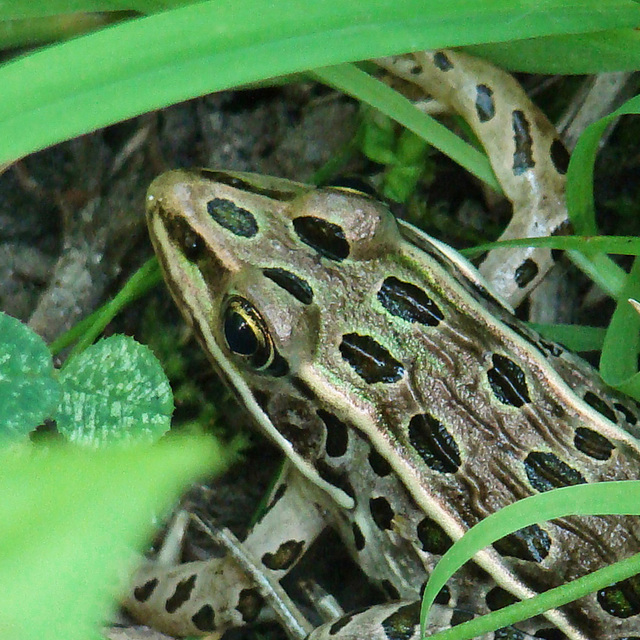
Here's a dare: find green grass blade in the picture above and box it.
[528,323,606,352]
[1,1,640,164]
[600,258,640,396]
[568,94,640,237]
[564,91,640,394]
[421,481,640,639]
[463,235,640,256]
[0,1,186,18]
[49,258,162,359]
[427,551,640,639]
[314,65,498,190]
[469,28,640,72]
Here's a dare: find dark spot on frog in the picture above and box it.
[512,109,535,175]
[165,574,197,613]
[583,391,618,424]
[514,259,539,288]
[207,197,258,238]
[263,267,314,305]
[487,354,531,408]
[433,51,453,71]
[416,516,452,555]
[317,409,349,457]
[486,586,518,611]
[191,604,216,632]
[574,427,615,461]
[597,574,640,618]
[378,276,444,326]
[493,524,550,562]
[408,412,461,473]
[293,216,350,261]
[262,540,305,571]
[381,602,421,639]
[369,496,395,531]
[550,138,570,175]
[133,578,158,602]
[368,447,392,477]
[524,451,586,492]
[340,333,405,384]
[352,521,365,551]
[475,84,495,122]
[236,588,264,623]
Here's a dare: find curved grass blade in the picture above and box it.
[314,64,498,190]
[421,481,640,639]
[1,1,640,164]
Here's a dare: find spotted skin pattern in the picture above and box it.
[127,467,327,637]
[131,50,640,640]
[137,164,640,639]
[375,50,570,307]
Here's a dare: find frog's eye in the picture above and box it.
[222,296,274,370]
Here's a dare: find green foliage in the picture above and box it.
[0,310,241,640]
[0,311,172,446]
[527,322,606,353]
[0,2,640,165]
[358,105,433,202]
[0,313,61,441]
[0,439,218,640]
[1,3,640,639]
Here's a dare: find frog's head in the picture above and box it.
[147,168,405,505]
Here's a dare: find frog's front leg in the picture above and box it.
[124,464,328,637]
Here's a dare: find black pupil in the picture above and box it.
[224,311,258,356]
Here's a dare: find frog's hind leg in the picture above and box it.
[124,463,327,638]
[308,600,543,640]
[375,50,569,307]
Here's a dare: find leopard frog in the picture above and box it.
[127,51,640,640]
